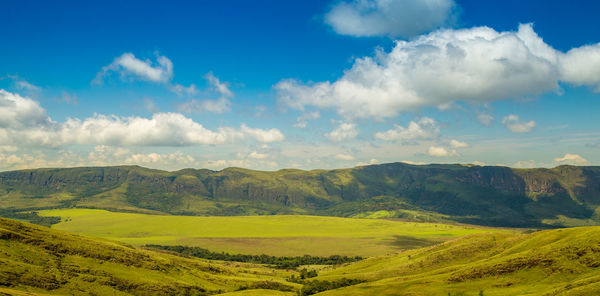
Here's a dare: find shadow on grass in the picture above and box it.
[386,235,438,250]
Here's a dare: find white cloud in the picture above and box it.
[449,139,469,148]
[428,146,457,157]
[554,153,588,165]
[125,151,195,165]
[93,52,173,84]
[472,160,485,166]
[326,122,358,141]
[560,43,600,91]
[502,114,536,133]
[325,0,456,38]
[0,90,283,147]
[169,83,198,96]
[277,24,600,120]
[176,73,234,114]
[240,124,285,143]
[0,89,51,129]
[334,153,355,160]
[374,117,439,141]
[205,72,233,97]
[293,111,320,128]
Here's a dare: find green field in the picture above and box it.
[38,209,507,256]
[4,215,600,295]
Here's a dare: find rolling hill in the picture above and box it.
[308,226,600,295]
[2,215,600,295]
[1,163,599,227]
[0,216,298,295]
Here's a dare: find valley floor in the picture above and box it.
[37,208,507,256]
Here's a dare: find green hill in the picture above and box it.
[1,163,600,227]
[2,216,599,295]
[0,216,298,295]
[307,226,600,295]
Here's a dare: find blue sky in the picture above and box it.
[1,0,600,171]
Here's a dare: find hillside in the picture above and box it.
[309,226,600,295]
[2,216,599,296]
[1,163,600,227]
[0,216,298,295]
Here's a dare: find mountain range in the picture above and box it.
[1,162,599,228]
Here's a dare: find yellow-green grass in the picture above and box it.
[0,217,300,295]
[37,208,509,256]
[309,227,600,295]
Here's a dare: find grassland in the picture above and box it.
[3,215,600,295]
[0,216,299,295]
[37,209,505,256]
[308,227,600,295]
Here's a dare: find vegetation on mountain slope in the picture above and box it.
[2,216,600,295]
[1,163,600,227]
[309,226,600,295]
[0,216,299,295]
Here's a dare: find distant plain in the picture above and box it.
[38,208,510,256]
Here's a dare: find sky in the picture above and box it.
[1,0,600,171]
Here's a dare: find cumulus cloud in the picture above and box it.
[554,153,588,165]
[326,122,358,141]
[374,117,439,141]
[502,114,536,133]
[449,139,469,148]
[334,153,355,160]
[93,52,200,98]
[428,146,457,157]
[125,151,195,165]
[277,24,600,120]
[240,124,285,143]
[0,90,283,147]
[93,53,173,84]
[559,44,600,91]
[0,89,51,129]
[325,0,456,38]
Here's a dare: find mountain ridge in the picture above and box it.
[1,162,599,227]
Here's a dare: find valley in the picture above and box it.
[37,209,504,256]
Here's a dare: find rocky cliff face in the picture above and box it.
[1,163,599,227]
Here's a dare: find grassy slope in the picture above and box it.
[311,227,600,295]
[37,209,505,257]
[0,216,299,296]
[2,216,600,295]
[1,164,600,228]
